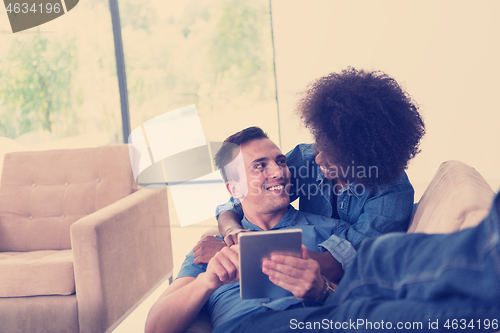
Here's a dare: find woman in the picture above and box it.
[198,68,425,281]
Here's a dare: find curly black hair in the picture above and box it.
[298,67,425,186]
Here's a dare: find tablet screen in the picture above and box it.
[238,229,302,299]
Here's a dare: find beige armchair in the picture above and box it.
[0,145,173,333]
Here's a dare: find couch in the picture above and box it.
[0,145,174,333]
[184,160,497,333]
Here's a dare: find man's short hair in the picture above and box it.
[214,126,269,183]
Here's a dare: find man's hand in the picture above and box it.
[224,228,251,246]
[193,236,226,264]
[262,245,325,301]
[200,245,240,291]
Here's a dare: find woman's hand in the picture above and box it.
[224,228,251,246]
[193,236,226,264]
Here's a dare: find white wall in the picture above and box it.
[271,0,500,199]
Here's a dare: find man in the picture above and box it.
[145,127,353,333]
[212,191,500,332]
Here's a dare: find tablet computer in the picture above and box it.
[238,229,302,299]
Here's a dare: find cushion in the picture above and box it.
[408,160,495,234]
[0,295,78,333]
[0,249,75,297]
[0,145,137,251]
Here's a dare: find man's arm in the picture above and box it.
[145,277,213,333]
[145,247,240,333]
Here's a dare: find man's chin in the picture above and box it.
[272,197,290,210]
[266,191,290,204]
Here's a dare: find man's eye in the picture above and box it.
[254,163,265,169]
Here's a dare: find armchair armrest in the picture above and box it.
[71,188,172,333]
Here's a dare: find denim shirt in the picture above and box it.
[215,143,415,254]
[177,206,356,330]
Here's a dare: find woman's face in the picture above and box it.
[315,150,338,180]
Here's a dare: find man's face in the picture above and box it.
[231,138,291,214]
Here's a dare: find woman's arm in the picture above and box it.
[307,250,344,283]
[334,184,415,250]
[218,210,246,246]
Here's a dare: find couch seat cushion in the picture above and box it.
[0,249,74,297]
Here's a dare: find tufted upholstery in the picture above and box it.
[0,250,74,297]
[0,146,137,251]
[0,145,173,333]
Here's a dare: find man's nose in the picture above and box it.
[266,163,283,178]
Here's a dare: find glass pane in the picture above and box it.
[120,0,279,228]
[120,0,279,144]
[0,0,122,155]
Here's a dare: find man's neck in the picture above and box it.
[241,206,289,231]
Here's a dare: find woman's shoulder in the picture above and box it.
[366,171,414,197]
[286,143,316,163]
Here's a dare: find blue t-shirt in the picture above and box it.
[177,206,355,330]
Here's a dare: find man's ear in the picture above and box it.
[226,181,245,200]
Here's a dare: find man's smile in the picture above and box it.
[266,184,285,191]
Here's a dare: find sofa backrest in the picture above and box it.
[408,160,495,234]
[0,145,137,251]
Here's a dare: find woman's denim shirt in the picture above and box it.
[215,143,415,263]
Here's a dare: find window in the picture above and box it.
[119,0,279,144]
[0,0,122,151]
